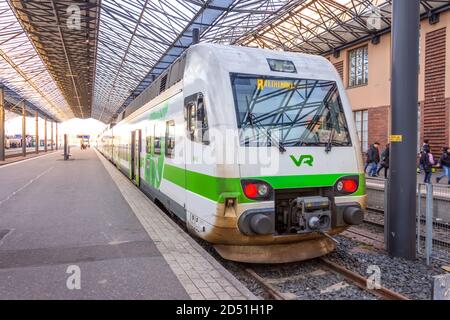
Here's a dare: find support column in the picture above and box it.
[51,121,54,151]
[387,0,421,259]
[55,122,58,150]
[21,102,26,157]
[0,86,5,161]
[35,111,39,154]
[44,116,47,152]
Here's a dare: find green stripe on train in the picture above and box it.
[162,164,365,204]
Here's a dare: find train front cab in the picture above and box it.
[184,44,367,263]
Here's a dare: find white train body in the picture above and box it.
[98,43,366,263]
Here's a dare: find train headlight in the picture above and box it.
[257,184,269,197]
[334,176,359,195]
[242,180,273,201]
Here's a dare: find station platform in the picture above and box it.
[0,147,255,300]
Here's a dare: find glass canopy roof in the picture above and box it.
[1,0,449,123]
[0,0,72,121]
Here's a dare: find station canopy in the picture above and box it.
[1,0,449,123]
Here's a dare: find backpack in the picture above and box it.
[428,153,434,166]
[420,153,432,172]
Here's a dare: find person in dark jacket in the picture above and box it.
[420,148,434,184]
[377,143,390,179]
[418,140,431,174]
[436,147,450,185]
[367,142,380,177]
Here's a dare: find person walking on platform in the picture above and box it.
[436,147,450,185]
[364,156,370,173]
[418,140,431,174]
[420,148,434,184]
[377,143,390,179]
[367,142,380,177]
[422,139,431,153]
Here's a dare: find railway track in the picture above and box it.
[242,258,409,300]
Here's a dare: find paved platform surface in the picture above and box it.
[96,149,255,300]
[0,147,253,299]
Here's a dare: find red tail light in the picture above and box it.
[335,176,359,194]
[342,179,358,193]
[242,180,272,200]
[244,183,258,198]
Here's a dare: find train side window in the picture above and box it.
[154,124,161,155]
[165,120,175,158]
[185,93,209,144]
[146,135,153,154]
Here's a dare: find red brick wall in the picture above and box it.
[423,27,447,155]
[446,98,450,148]
[368,106,389,149]
[419,101,424,147]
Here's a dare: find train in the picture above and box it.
[97,43,366,263]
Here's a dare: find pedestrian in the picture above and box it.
[420,148,434,184]
[422,139,431,153]
[367,142,380,177]
[436,147,450,185]
[377,143,390,179]
[364,156,370,173]
[418,139,431,174]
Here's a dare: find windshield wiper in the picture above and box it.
[247,112,286,153]
[325,126,336,153]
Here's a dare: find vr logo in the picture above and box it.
[290,155,314,167]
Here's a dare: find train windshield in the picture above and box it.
[230,74,352,148]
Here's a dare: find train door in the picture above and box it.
[131,129,141,186]
[184,93,209,214]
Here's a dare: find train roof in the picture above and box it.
[117,43,339,124]
[187,43,337,80]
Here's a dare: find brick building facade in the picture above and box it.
[328,9,450,157]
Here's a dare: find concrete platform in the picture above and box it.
[0,147,254,300]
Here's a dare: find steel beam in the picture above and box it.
[44,116,47,153]
[35,111,39,154]
[51,121,54,151]
[0,86,5,161]
[55,122,58,150]
[386,0,421,260]
[21,101,26,157]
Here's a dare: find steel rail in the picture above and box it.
[243,268,288,300]
[319,257,410,300]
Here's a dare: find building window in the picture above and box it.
[165,120,175,158]
[354,110,368,152]
[348,46,368,87]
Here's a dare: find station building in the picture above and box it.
[327,8,450,156]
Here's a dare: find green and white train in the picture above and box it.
[97,43,366,263]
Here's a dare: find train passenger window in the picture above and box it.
[185,93,209,144]
[146,136,153,154]
[154,137,161,155]
[154,124,161,155]
[165,120,175,158]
